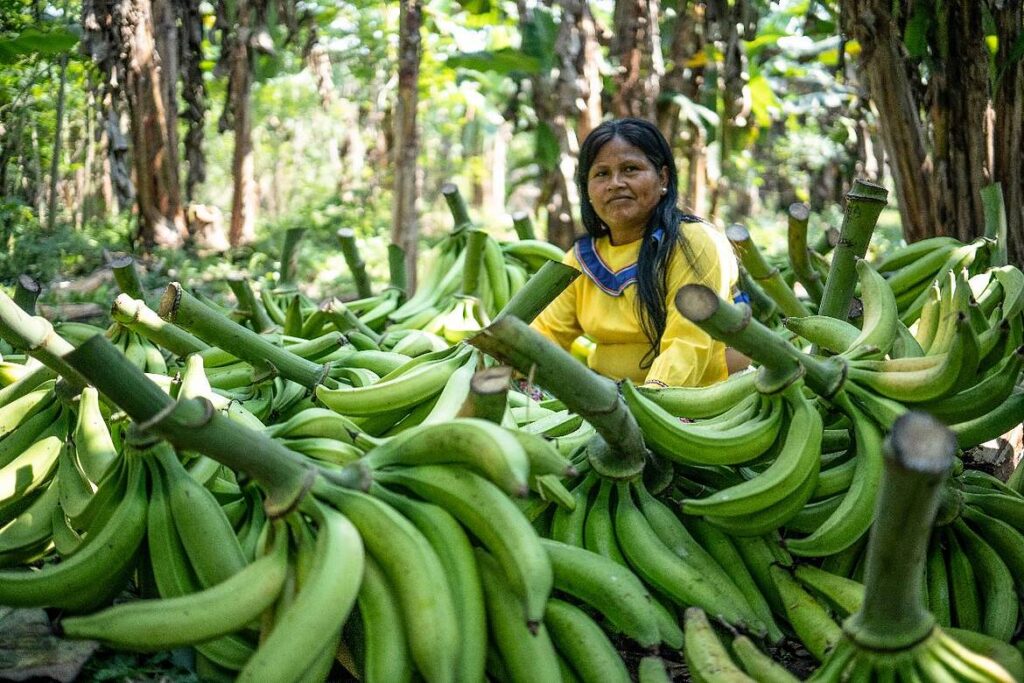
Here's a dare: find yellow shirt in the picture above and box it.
[531,221,738,387]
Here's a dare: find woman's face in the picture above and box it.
[586,136,668,244]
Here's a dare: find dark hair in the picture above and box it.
[576,117,703,368]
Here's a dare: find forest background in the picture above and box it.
[0,0,1022,309]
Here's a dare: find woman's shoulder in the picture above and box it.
[676,219,731,260]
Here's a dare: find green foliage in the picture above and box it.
[0,201,129,283]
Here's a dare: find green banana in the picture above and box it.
[951,519,1018,641]
[945,528,982,632]
[792,564,864,617]
[362,418,530,497]
[732,635,800,682]
[539,538,660,648]
[72,386,118,483]
[927,535,953,627]
[0,386,55,438]
[875,236,962,273]
[613,480,761,631]
[634,369,758,419]
[316,345,470,416]
[786,392,883,557]
[784,314,860,355]
[476,548,561,683]
[356,555,413,683]
[682,382,821,519]
[374,464,552,626]
[61,523,288,649]
[0,453,147,611]
[622,382,784,465]
[544,598,630,683]
[0,477,59,563]
[683,607,755,682]
[769,565,842,661]
[582,478,626,564]
[313,484,458,683]
[685,516,785,644]
[847,328,964,403]
[154,446,247,588]
[844,258,898,358]
[238,501,364,682]
[549,474,596,546]
[372,485,486,683]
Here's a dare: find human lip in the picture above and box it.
[607,196,633,203]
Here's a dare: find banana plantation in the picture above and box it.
[2,0,1024,680]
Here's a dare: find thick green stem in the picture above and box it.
[227,276,276,333]
[0,290,87,392]
[458,366,511,423]
[818,180,888,320]
[442,182,472,233]
[388,243,408,298]
[462,229,488,296]
[469,316,646,478]
[13,274,40,315]
[63,335,368,515]
[675,284,846,396]
[845,411,955,650]
[812,226,840,255]
[111,294,209,357]
[787,203,825,304]
[279,227,306,286]
[159,283,336,390]
[981,183,1008,267]
[494,260,580,325]
[110,255,146,301]
[322,298,382,344]
[337,228,373,299]
[727,224,810,318]
[512,211,536,240]
[737,266,778,322]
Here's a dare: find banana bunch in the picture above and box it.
[874,235,995,323]
[479,545,642,683]
[821,467,1024,645]
[315,344,477,436]
[105,322,169,374]
[805,412,1020,683]
[0,382,71,560]
[0,429,148,612]
[424,294,491,344]
[536,460,771,636]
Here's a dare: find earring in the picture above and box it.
[661,187,667,194]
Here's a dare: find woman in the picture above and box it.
[531,118,740,387]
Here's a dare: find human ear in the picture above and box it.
[659,166,669,189]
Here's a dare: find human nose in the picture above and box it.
[607,171,626,188]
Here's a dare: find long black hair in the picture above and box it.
[576,117,704,369]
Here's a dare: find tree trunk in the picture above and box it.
[610,0,661,120]
[118,0,188,248]
[227,0,256,247]
[657,0,708,214]
[178,0,207,201]
[840,0,1016,250]
[927,1,991,244]
[46,55,69,231]
[990,1,1024,266]
[393,0,422,292]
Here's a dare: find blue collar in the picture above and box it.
[574,228,664,296]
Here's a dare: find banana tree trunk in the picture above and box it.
[393,0,422,293]
[227,0,256,248]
